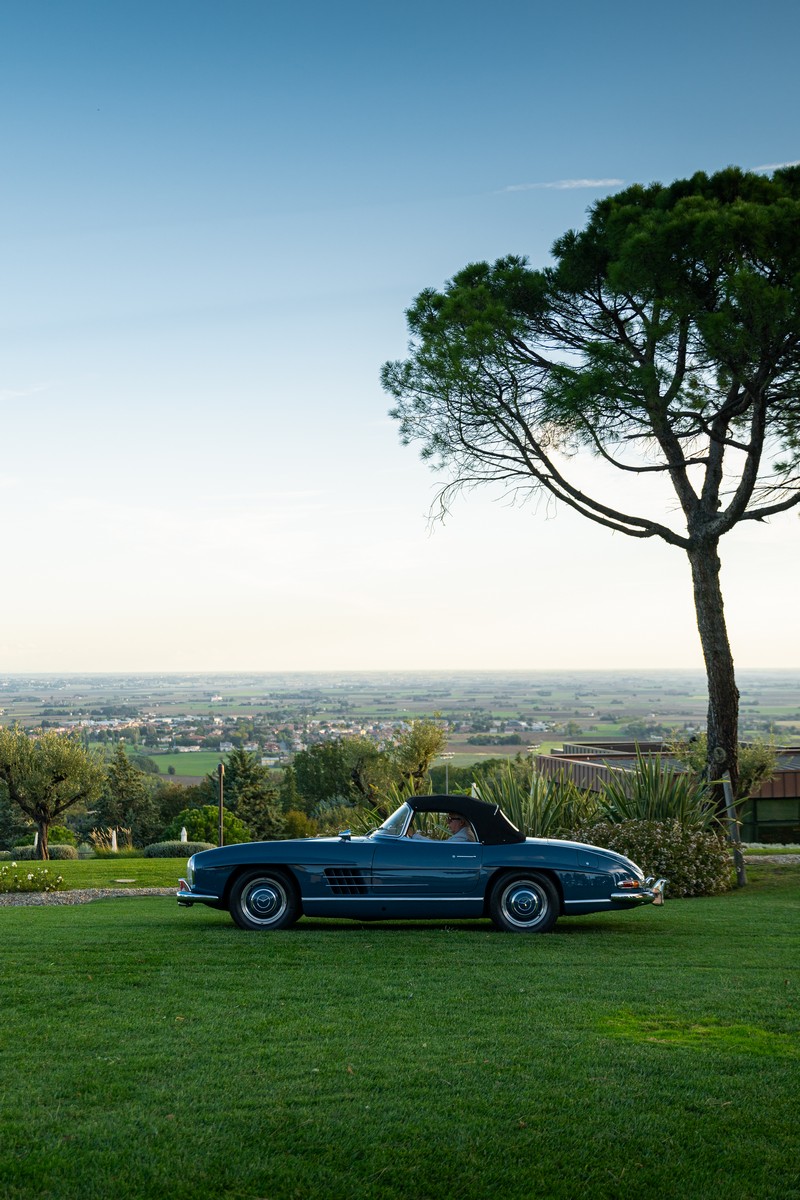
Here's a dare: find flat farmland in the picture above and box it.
[2,670,800,752]
[147,751,226,777]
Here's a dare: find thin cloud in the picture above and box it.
[497,178,624,193]
[0,383,54,402]
[754,160,800,171]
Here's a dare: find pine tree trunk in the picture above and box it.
[687,540,740,804]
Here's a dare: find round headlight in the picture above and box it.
[186,855,196,884]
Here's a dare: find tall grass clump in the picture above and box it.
[90,827,139,857]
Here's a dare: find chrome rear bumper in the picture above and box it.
[610,877,667,906]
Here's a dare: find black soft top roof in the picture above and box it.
[409,794,525,845]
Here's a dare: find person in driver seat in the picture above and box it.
[444,813,476,842]
[408,813,476,842]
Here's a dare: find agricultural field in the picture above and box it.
[1,863,798,1200]
[146,751,227,778]
[3,668,800,730]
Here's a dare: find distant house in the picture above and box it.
[219,741,234,752]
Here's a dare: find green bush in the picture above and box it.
[283,810,318,838]
[571,819,733,898]
[162,806,251,845]
[92,847,143,859]
[14,824,78,847]
[11,844,79,860]
[143,841,215,858]
[0,862,66,893]
[0,850,11,860]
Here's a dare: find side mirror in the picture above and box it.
[338,830,352,841]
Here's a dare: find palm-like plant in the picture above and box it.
[598,752,719,829]
[475,764,598,838]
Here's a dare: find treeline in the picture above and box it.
[0,720,451,857]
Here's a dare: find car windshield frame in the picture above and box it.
[371,802,412,839]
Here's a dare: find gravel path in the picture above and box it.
[0,887,175,907]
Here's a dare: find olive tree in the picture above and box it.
[382,167,800,799]
[0,727,105,859]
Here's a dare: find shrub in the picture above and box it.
[11,844,79,860]
[143,841,215,858]
[93,847,143,859]
[162,806,251,845]
[14,824,78,847]
[312,799,363,837]
[0,861,66,893]
[283,810,318,839]
[570,819,733,898]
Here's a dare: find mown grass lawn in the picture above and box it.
[1,866,798,1200]
[6,857,189,889]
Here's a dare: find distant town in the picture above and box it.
[2,669,799,779]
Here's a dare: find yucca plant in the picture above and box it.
[475,764,598,838]
[598,751,719,829]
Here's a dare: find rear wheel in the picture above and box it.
[229,870,300,931]
[489,872,559,933]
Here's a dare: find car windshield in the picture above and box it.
[371,802,411,838]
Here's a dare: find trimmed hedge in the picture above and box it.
[143,841,215,858]
[11,844,79,860]
[571,819,733,898]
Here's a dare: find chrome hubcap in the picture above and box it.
[243,880,286,924]
[504,882,547,926]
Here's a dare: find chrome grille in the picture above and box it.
[324,867,368,895]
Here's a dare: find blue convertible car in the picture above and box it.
[177,795,666,933]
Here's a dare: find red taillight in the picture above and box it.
[618,879,640,889]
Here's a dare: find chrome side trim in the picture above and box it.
[299,895,482,903]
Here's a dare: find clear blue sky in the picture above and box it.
[1,0,798,670]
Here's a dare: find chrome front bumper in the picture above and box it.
[610,877,667,906]
[177,878,220,906]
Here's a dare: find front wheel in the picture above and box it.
[489,872,559,933]
[229,870,300,931]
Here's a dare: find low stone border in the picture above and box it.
[0,887,175,907]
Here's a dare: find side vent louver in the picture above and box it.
[324,867,368,896]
